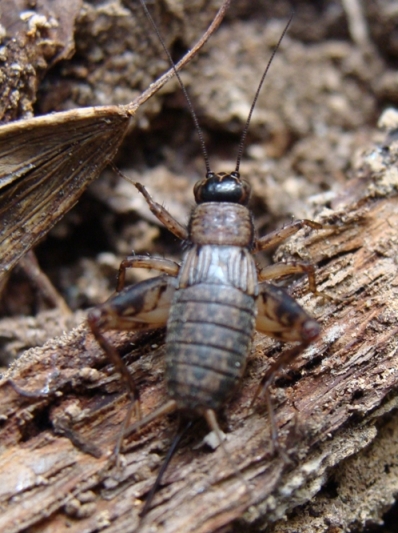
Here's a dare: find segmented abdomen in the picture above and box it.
[165,283,256,411]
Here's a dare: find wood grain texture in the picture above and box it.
[0,126,397,533]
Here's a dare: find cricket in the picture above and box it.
[1,1,392,531]
[88,0,328,516]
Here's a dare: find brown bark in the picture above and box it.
[0,125,398,533]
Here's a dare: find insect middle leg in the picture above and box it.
[117,255,180,291]
[255,216,336,297]
[258,261,318,295]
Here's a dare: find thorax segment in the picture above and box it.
[189,202,254,248]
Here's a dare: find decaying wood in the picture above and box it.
[0,123,397,533]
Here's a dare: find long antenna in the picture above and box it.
[139,0,219,175]
[235,12,294,173]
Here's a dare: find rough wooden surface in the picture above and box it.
[0,124,398,532]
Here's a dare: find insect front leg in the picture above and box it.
[88,275,177,453]
[134,182,189,240]
[253,219,325,254]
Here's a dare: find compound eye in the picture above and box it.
[193,179,206,203]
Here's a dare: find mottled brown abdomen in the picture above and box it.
[165,283,256,412]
